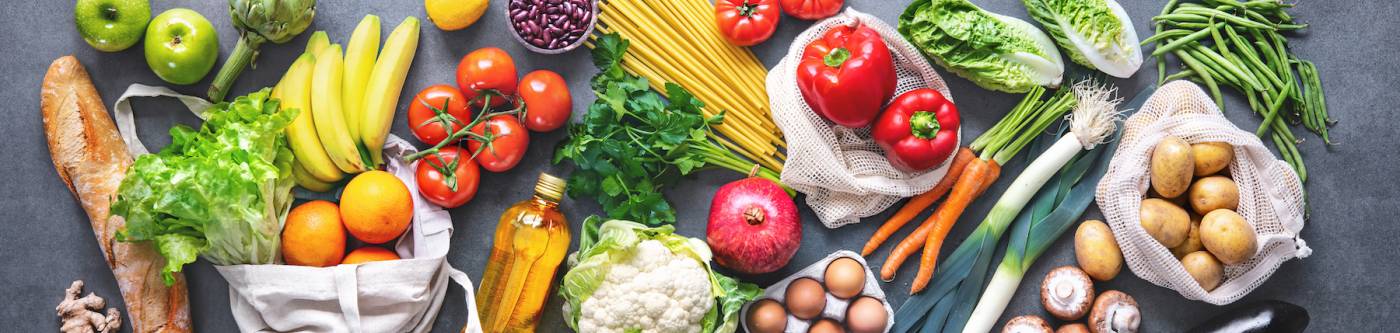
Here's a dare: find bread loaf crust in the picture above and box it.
[41,56,192,333]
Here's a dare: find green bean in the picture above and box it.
[1164,69,1198,82]
[1176,50,1225,110]
[1152,23,1226,57]
[1256,81,1295,138]
[1244,0,1291,11]
[1156,0,1179,85]
[1185,47,1243,88]
[1209,18,1232,57]
[1225,26,1287,90]
[1192,44,1265,91]
[1175,7,1276,30]
[1155,13,1213,23]
[1142,30,1193,45]
[1276,23,1308,31]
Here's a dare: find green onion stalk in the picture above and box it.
[893,81,1128,333]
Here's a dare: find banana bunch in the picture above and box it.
[279,15,421,192]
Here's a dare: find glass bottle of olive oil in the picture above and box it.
[475,173,570,333]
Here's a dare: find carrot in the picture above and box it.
[862,148,975,256]
[910,160,1002,293]
[879,156,983,282]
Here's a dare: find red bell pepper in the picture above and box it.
[796,23,897,128]
[873,88,960,172]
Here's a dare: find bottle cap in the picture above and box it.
[535,173,566,202]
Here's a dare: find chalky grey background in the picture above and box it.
[3,0,1396,332]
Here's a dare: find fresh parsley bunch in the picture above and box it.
[554,33,785,226]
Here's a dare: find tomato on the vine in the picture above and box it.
[407,84,471,146]
[468,115,530,172]
[456,47,518,107]
[518,70,572,132]
[715,0,781,46]
[415,146,481,208]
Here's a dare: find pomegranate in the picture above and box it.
[706,173,801,274]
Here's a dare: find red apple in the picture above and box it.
[706,176,801,274]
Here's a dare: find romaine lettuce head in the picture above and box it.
[900,0,1064,93]
[112,89,296,284]
[559,217,762,333]
[1022,0,1143,78]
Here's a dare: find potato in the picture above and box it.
[1200,209,1258,265]
[1140,198,1191,248]
[1150,136,1195,198]
[1189,176,1240,215]
[1074,220,1123,281]
[1181,251,1224,291]
[1191,142,1234,177]
[1170,214,1204,259]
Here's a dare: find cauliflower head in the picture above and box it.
[578,240,714,333]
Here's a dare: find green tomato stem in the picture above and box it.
[208,35,264,102]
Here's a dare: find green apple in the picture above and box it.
[74,0,151,52]
[144,8,219,85]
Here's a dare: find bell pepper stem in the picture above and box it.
[910,111,942,139]
[824,48,851,68]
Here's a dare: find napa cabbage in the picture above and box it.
[1021,0,1143,78]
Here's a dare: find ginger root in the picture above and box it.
[56,280,121,333]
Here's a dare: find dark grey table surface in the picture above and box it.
[4,0,1397,332]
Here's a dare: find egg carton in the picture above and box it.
[740,251,895,333]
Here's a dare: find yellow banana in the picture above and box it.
[360,17,420,167]
[311,44,368,173]
[291,160,337,192]
[280,53,344,183]
[305,31,330,56]
[342,15,380,146]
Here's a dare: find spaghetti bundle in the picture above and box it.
[591,0,786,171]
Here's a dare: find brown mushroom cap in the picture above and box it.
[1002,315,1053,333]
[1040,266,1095,321]
[1056,323,1091,333]
[1088,290,1140,333]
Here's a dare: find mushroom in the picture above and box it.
[1002,315,1053,333]
[1041,266,1095,321]
[1056,323,1090,333]
[1088,290,1141,333]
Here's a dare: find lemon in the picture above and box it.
[425,0,489,31]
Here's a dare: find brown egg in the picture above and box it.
[746,299,788,333]
[824,257,866,299]
[785,277,827,320]
[808,318,846,333]
[845,296,888,333]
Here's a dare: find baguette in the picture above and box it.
[41,56,192,333]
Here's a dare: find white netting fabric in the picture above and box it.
[1095,81,1310,305]
[768,8,958,228]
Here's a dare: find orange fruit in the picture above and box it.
[281,200,347,267]
[341,246,400,264]
[340,170,414,244]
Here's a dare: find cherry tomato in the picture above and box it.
[456,47,518,107]
[779,0,843,20]
[407,84,471,146]
[415,146,481,208]
[715,0,780,46]
[518,70,573,132]
[467,115,530,172]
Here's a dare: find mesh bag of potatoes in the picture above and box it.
[1095,81,1310,305]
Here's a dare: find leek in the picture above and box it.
[961,83,1127,333]
[893,81,1128,333]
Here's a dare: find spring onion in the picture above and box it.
[893,80,1125,333]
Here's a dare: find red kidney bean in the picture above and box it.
[510,0,593,49]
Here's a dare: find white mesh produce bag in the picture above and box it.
[1095,80,1310,305]
[768,8,958,228]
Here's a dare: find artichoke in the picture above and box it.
[207,0,317,101]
